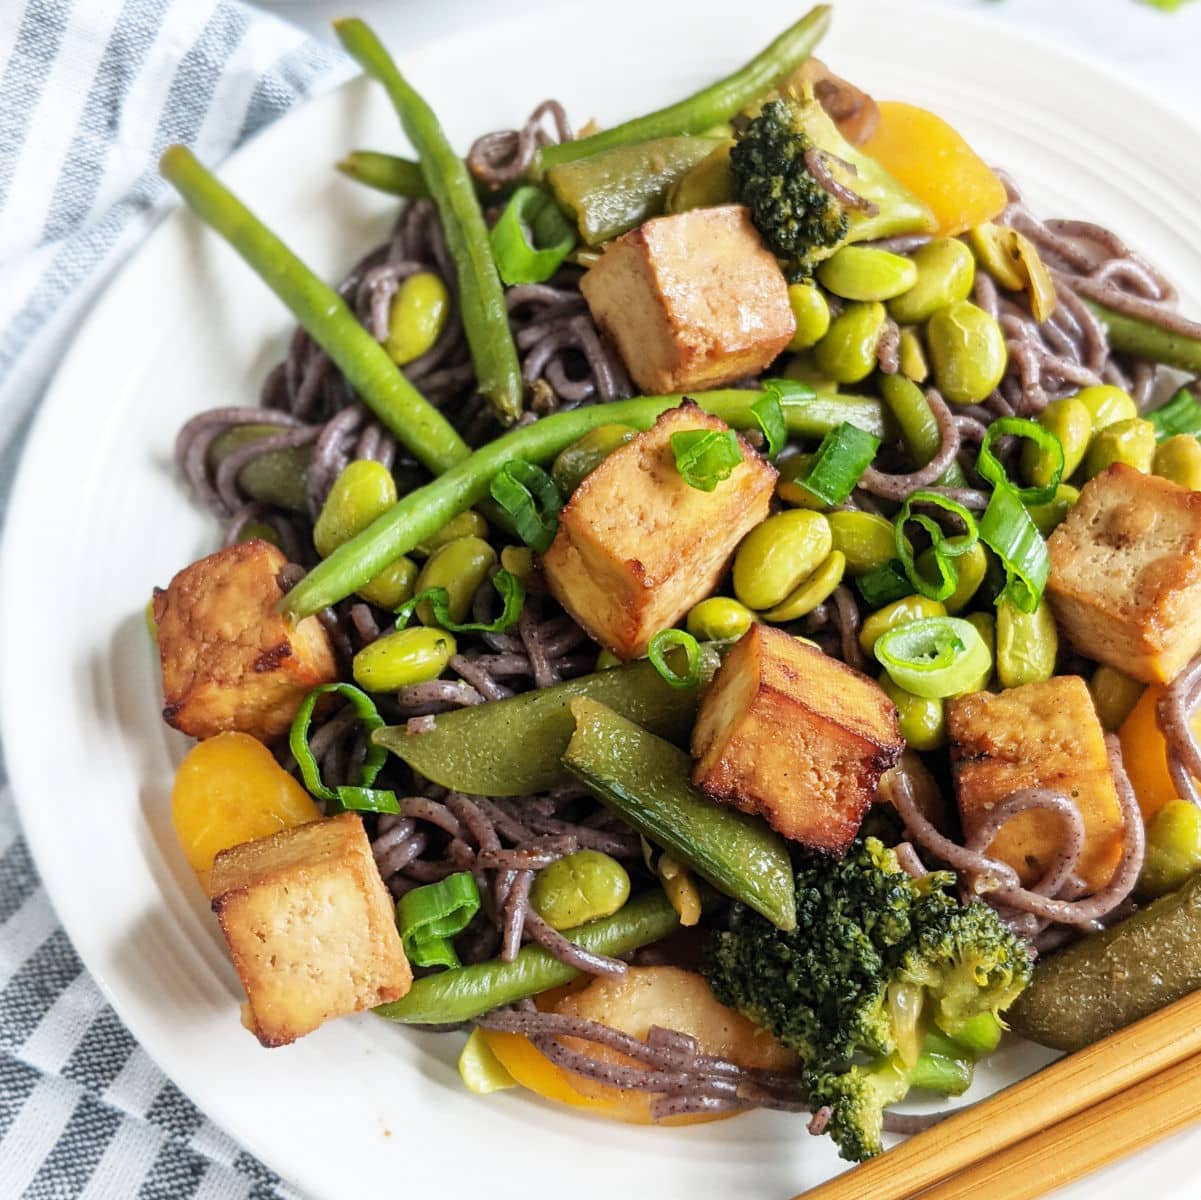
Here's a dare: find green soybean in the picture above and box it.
[1089,665,1145,732]
[413,510,490,557]
[529,850,631,930]
[859,595,947,657]
[880,673,946,751]
[686,597,755,642]
[1022,396,1092,489]
[814,301,888,385]
[786,281,832,350]
[1154,434,1201,491]
[927,300,1007,405]
[917,537,986,614]
[1138,800,1201,899]
[1027,483,1080,536]
[761,550,846,622]
[1084,417,1157,478]
[414,536,497,625]
[353,626,456,692]
[733,510,833,610]
[817,246,917,302]
[551,424,637,496]
[996,597,1058,689]
[313,460,398,559]
[357,556,419,609]
[897,327,929,383]
[960,612,995,693]
[887,237,975,325]
[828,510,897,575]
[1074,384,1137,430]
[385,271,450,365]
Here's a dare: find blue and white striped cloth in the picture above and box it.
[0,2,350,1194]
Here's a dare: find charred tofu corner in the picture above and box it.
[542,402,776,660]
[579,205,796,395]
[154,538,338,741]
[690,624,903,855]
[1047,463,1201,684]
[209,813,412,1047]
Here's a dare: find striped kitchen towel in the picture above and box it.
[0,2,350,1195]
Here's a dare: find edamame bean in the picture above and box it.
[313,460,397,558]
[415,536,498,626]
[887,238,975,325]
[959,612,995,693]
[529,849,631,930]
[927,300,1007,405]
[1154,435,1201,491]
[1138,800,1201,898]
[352,626,456,692]
[733,510,833,610]
[995,597,1058,689]
[237,521,280,547]
[686,597,755,642]
[828,511,897,575]
[761,550,846,621]
[917,537,987,614]
[357,556,419,609]
[1027,483,1080,536]
[879,673,945,751]
[499,545,536,582]
[817,246,917,302]
[859,595,947,657]
[779,352,839,393]
[1084,417,1156,478]
[385,271,450,366]
[551,424,637,496]
[786,282,831,350]
[413,510,489,557]
[898,327,929,382]
[1074,384,1137,430]
[1090,665,1145,732]
[1022,396,1092,489]
[814,301,888,385]
[595,649,622,670]
[967,222,1024,290]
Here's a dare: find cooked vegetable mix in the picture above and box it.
[154,5,1201,1170]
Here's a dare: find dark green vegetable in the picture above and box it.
[488,460,562,552]
[793,421,881,505]
[396,872,481,968]
[490,187,576,284]
[1008,871,1201,1052]
[978,483,1049,613]
[536,6,833,171]
[206,425,310,512]
[160,145,470,475]
[547,137,722,245]
[563,698,796,931]
[1147,387,1201,440]
[373,647,725,796]
[1088,300,1201,374]
[336,150,429,197]
[704,838,1032,1161]
[856,559,916,608]
[334,19,523,424]
[376,891,681,1023]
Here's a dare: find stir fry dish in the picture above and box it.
[150,6,1201,1165]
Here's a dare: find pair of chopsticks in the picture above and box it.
[796,988,1201,1200]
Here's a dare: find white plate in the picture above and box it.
[4,2,1201,1196]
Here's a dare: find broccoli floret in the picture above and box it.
[704,838,1032,1162]
[730,91,935,280]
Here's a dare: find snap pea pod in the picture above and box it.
[335,19,523,425]
[537,5,832,170]
[336,150,429,197]
[547,137,722,245]
[373,646,725,795]
[562,698,796,931]
[160,146,470,475]
[281,386,888,618]
[1087,300,1201,374]
[376,891,680,1024]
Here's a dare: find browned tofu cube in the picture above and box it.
[1047,464,1201,683]
[946,677,1123,893]
[579,205,795,394]
[543,402,775,659]
[690,625,903,854]
[210,813,411,1047]
[154,539,338,741]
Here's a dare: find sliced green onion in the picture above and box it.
[396,871,482,969]
[894,491,979,603]
[751,390,788,459]
[979,484,1049,614]
[394,569,525,634]
[856,559,916,608]
[490,186,576,285]
[647,629,703,688]
[489,460,562,552]
[670,429,743,492]
[1147,388,1201,440]
[977,417,1064,505]
[874,616,991,699]
[289,683,392,810]
[794,422,882,506]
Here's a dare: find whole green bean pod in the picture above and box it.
[537,5,832,170]
[375,891,680,1024]
[336,150,429,197]
[160,145,469,476]
[335,19,524,425]
[1085,300,1201,374]
[281,385,888,618]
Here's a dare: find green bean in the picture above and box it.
[281,386,888,618]
[536,6,832,171]
[376,891,681,1023]
[160,145,469,474]
[336,150,429,197]
[529,850,631,930]
[334,19,523,424]
[879,374,968,487]
[1087,300,1201,374]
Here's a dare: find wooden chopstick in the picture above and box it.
[793,987,1201,1200]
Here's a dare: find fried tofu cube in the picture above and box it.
[543,402,776,659]
[154,539,338,741]
[690,624,903,853]
[946,676,1123,892]
[209,813,411,1047]
[579,205,795,394]
[1047,464,1201,683]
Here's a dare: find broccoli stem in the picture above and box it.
[538,5,832,171]
[905,1031,974,1095]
